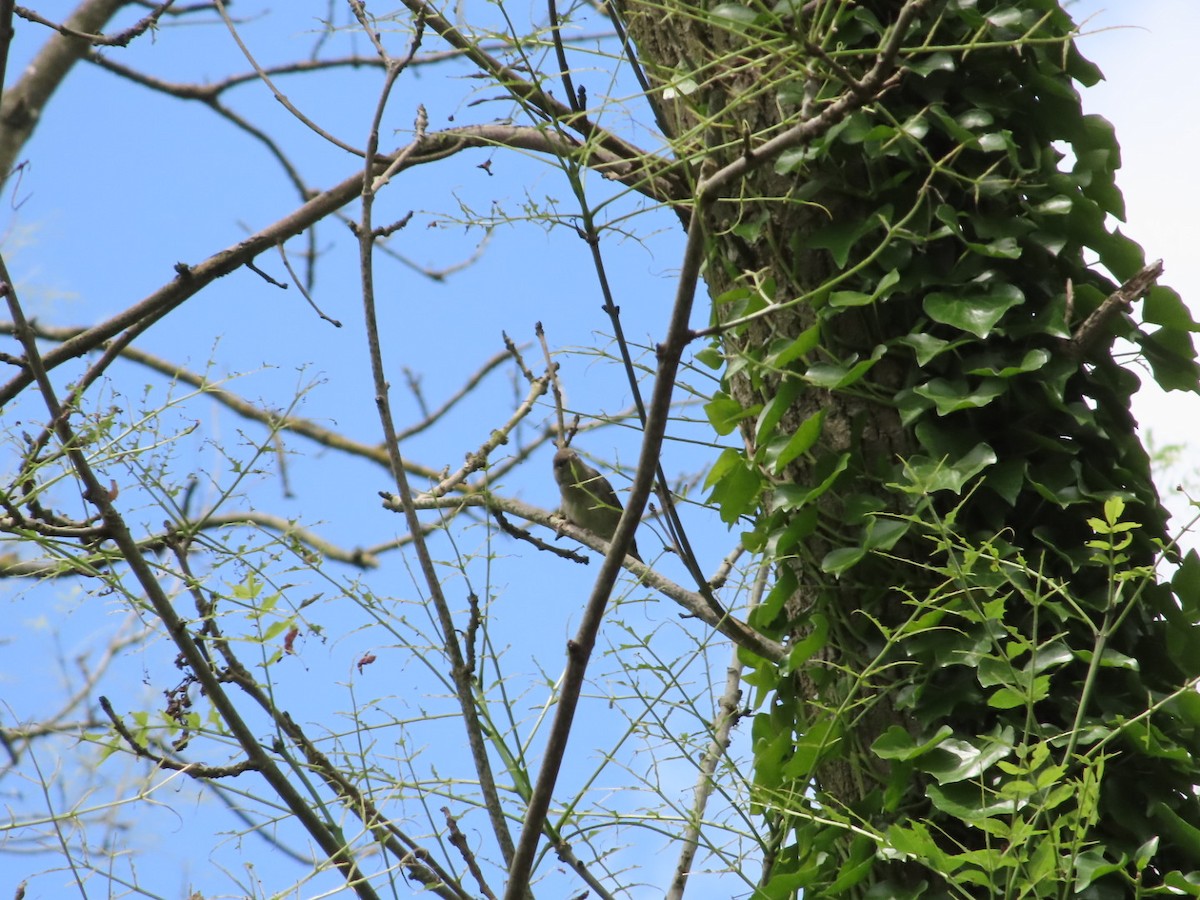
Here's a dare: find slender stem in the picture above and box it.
[348,48,519,872]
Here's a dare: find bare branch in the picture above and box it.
[0,0,128,182]
[353,65,519,871]
[1064,259,1164,362]
[397,490,786,662]
[15,0,174,48]
[0,121,679,410]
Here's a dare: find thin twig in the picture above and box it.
[422,359,550,499]
[667,563,766,900]
[213,0,364,156]
[547,0,580,114]
[397,0,684,201]
[15,1,175,47]
[397,491,785,661]
[351,63,519,869]
[99,696,261,777]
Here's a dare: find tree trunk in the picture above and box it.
[624,1,1200,894]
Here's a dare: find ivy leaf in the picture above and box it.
[769,410,824,472]
[907,51,955,77]
[873,725,954,761]
[1141,327,1200,392]
[764,323,821,369]
[912,378,1006,414]
[705,449,761,523]
[828,290,873,308]
[804,345,887,389]
[1034,195,1073,216]
[924,285,1025,338]
[775,452,850,510]
[783,613,829,672]
[899,332,952,366]
[806,209,890,268]
[964,349,1050,377]
[902,443,997,494]
[964,235,1021,259]
[923,728,1015,784]
[783,715,843,778]
[1144,286,1199,331]
[822,545,864,574]
[829,269,899,308]
[755,378,803,449]
[705,394,757,435]
[926,782,1018,822]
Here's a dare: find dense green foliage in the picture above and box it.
[695,1,1200,894]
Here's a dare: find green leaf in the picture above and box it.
[755,379,803,448]
[908,51,955,77]
[765,323,821,369]
[752,565,796,628]
[694,345,725,369]
[1164,872,1200,896]
[1073,847,1127,893]
[710,3,757,27]
[805,209,890,268]
[902,443,996,494]
[895,386,934,426]
[912,378,1006,414]
[873,725,954,761]
[923,728,1014,784]
[1034,194,1073,215]
[764,506,817,558]
[828,290,873,308]
[898,332,952,366]
[1175,550,1200,617]
[784,613,829,671]
[864,516,909,551]
[1141,325,1200,392]
[783,715,843,778]
[770,410,824,472]
[975,131,1013,155]
[705,450,761,524]
[804,345,886,389]
[964,348,1049,377]
[822,545,865,574]
[261,619,292,641]
[774,452,849,510]
[923,285,1025,338]
[1144,286,1199,330]
[825,837,874,895]
[705,394,757,435]
[926,781,1018,821]
[988,679,1049,709]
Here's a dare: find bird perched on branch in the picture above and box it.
[552,447,641,561]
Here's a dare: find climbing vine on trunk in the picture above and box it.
[625,0,1200,894]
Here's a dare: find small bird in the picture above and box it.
[552,447,641,561]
